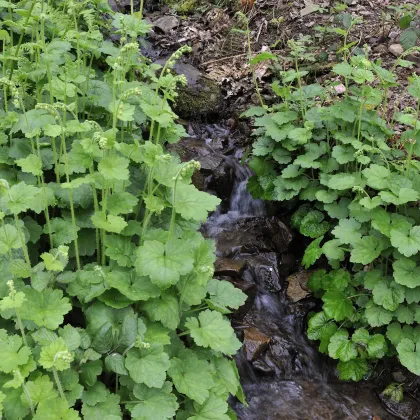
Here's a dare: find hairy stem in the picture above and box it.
[14,214,31,268]
[52,368,66,401]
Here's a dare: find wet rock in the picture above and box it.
[243,327,271,361]
[286,270,313,302]
[252,358,275,375]
[153,15,179,33]
[215,258,247,277]
[378,393,420,420]
[290,298,316,319]
[246,252,282,292]
[279,253,296,277]
[268,339,294,374]
[168,138,232,198]
[216,217,293,257]
[389,44,404,57]
[205,164,232,201]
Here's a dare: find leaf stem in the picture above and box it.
[1,218,13,260]
[21,379,34,416]
[16,310,28,347]
[57,116,81,270]
[168,167,183,241]
[14,213,31,268]
[52,368,66,401]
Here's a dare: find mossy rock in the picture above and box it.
[173,64,222,119]
[176,78,222,119]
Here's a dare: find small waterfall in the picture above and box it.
[191,123,394,420]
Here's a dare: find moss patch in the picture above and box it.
[175,76,222,119]
[163,0,197,13]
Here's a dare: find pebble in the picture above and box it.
[388,44,404,57]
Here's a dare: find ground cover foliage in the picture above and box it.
[0,0,247,418]
[246,14,420,383]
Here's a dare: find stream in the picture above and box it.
[182,123,396,420]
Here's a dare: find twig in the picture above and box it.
[256,19,266,43]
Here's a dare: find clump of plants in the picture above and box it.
[384,3,420,50]
[245,24,420,382]
[0,0,247,418]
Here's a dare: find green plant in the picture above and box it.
[0,0,246,418]
[233,12,266,108]
[313,3,363,57]
[387,3,420,50]
[245,37,420,381]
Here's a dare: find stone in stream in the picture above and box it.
[286,270,313,302]
[168,137,232,198]
[243,327,271,361]
[378,392,420,420]
[214,258,247,277]
[266,338,297,375]
[245,252,282,292]
[252,358,275,375]
[216,216,293,257]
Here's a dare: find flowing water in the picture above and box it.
[189,123,397,420]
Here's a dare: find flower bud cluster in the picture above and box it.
[352,186,365,194]
[35,103,60,120]
[94,265,106,277]
[0,78,20,108]
[54,350,74,363]
[67,1,75,15]
[86,120,102,132]
[157,154,172,163]
[120,42,138,55]
[135,336,150,349]
[180,160,201,179]
[58,245,69,258]
[165,46,192,70]
[6,280,15,296]
[197,265,214,276]
[93,131,108,149]
[113,43,139,71]
[53,103,67,112]
[120,87,142,101]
